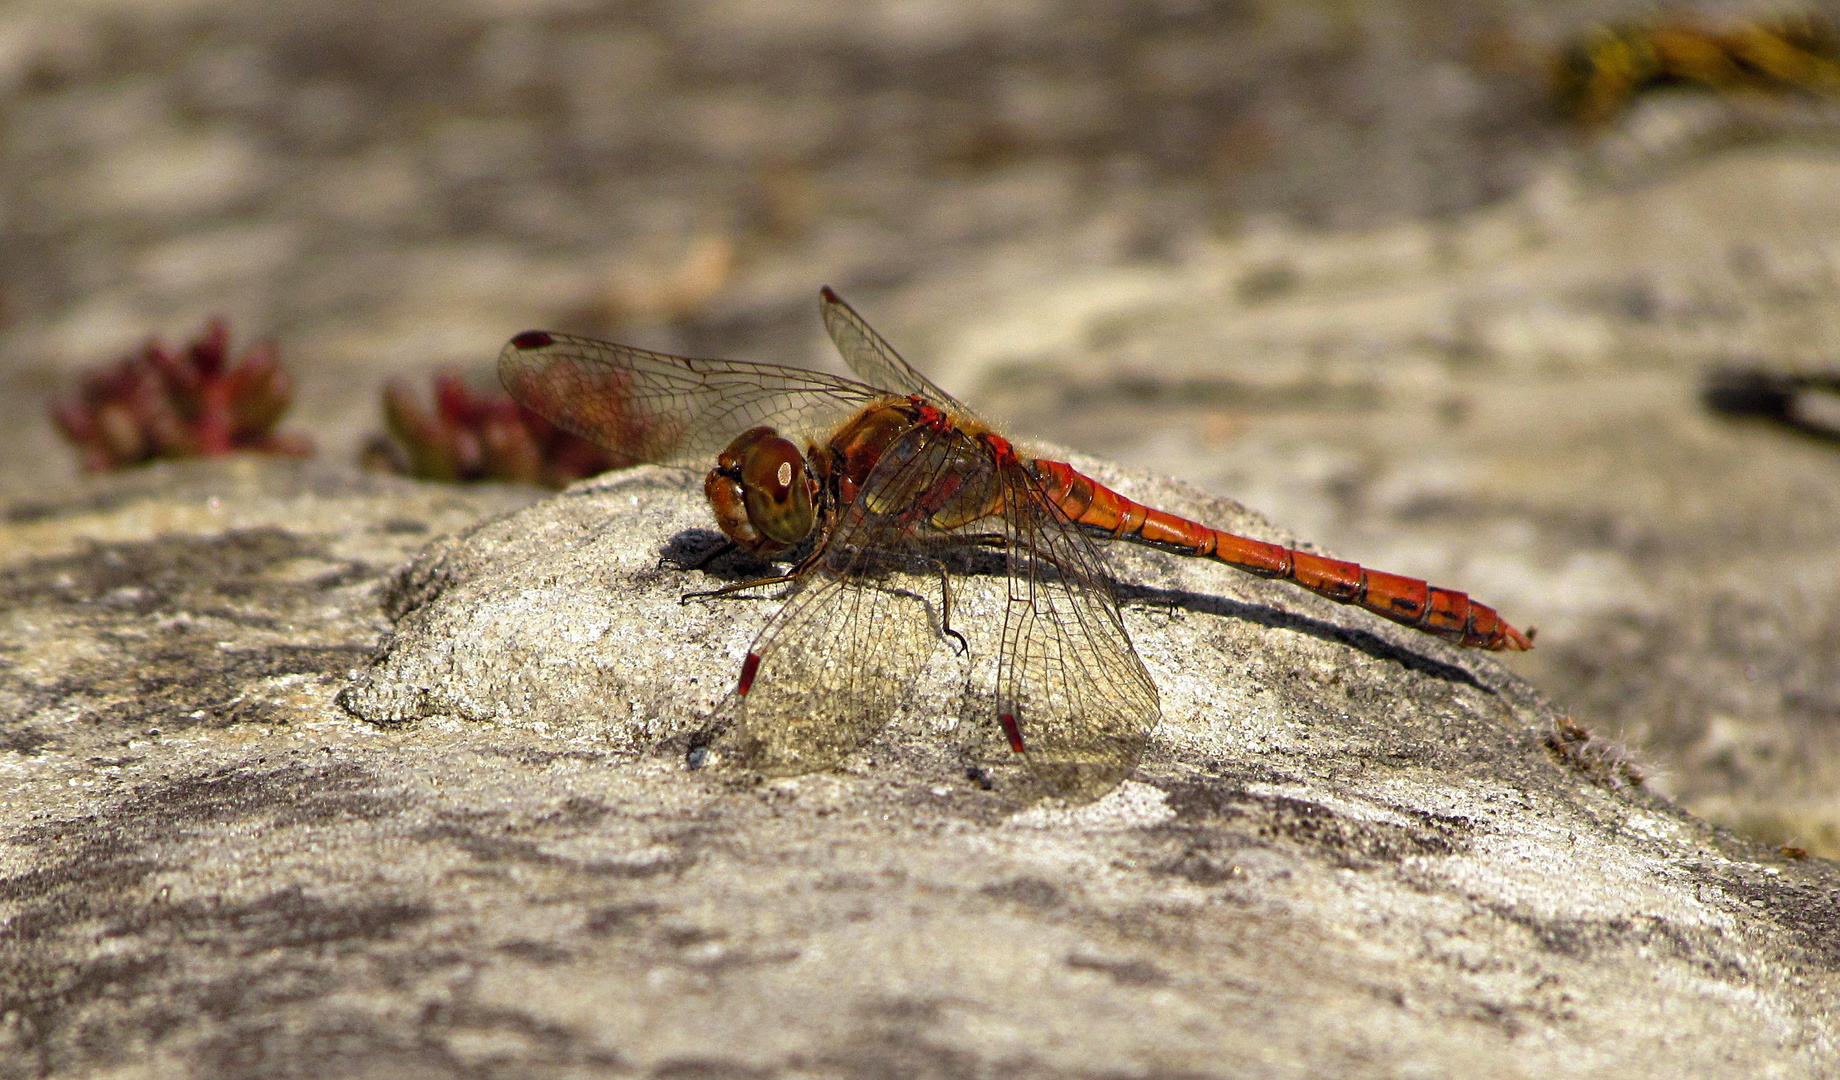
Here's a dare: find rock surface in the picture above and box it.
[3,459,1837,1078]
[4,0,1839,858]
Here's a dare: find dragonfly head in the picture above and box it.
[706,426,817,555]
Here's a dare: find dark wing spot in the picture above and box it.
[510,330,555,350]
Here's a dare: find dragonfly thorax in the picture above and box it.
[705,426,820,555]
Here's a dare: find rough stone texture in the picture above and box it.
[3,458,1833,1078]
[5,0,1840,859]
[0,459,539,760]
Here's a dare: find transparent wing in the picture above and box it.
[727,423,983,774]
[499,330,894,469]
[988,460,1161,802]
[820,287,979,417]
[727,563,936,776]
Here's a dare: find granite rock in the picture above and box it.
[3,458,1833,1078]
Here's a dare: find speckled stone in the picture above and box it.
[5,458,1817,1078]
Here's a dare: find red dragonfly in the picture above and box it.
[500,289,1531,800]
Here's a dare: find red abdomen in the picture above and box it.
[1026,458,1532,651]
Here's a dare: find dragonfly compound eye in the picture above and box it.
[705,427,814,554]
[739,434,814,546]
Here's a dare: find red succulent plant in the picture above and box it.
[50,319,313,471]
[361,372,622,489]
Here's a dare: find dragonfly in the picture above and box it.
[499,288,1532,801]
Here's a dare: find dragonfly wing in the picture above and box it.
[499,331,891,468]
[820,288,978,416]
[727,562,937,775]
[988,460,1160,801]
[726,423,975,774]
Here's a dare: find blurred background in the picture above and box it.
[3,0,1840,852]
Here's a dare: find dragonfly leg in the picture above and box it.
[680,573,799,604]
[679,529,833,604]
[922,556,970,656]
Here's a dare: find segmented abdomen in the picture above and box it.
[1027,458,1532,651]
